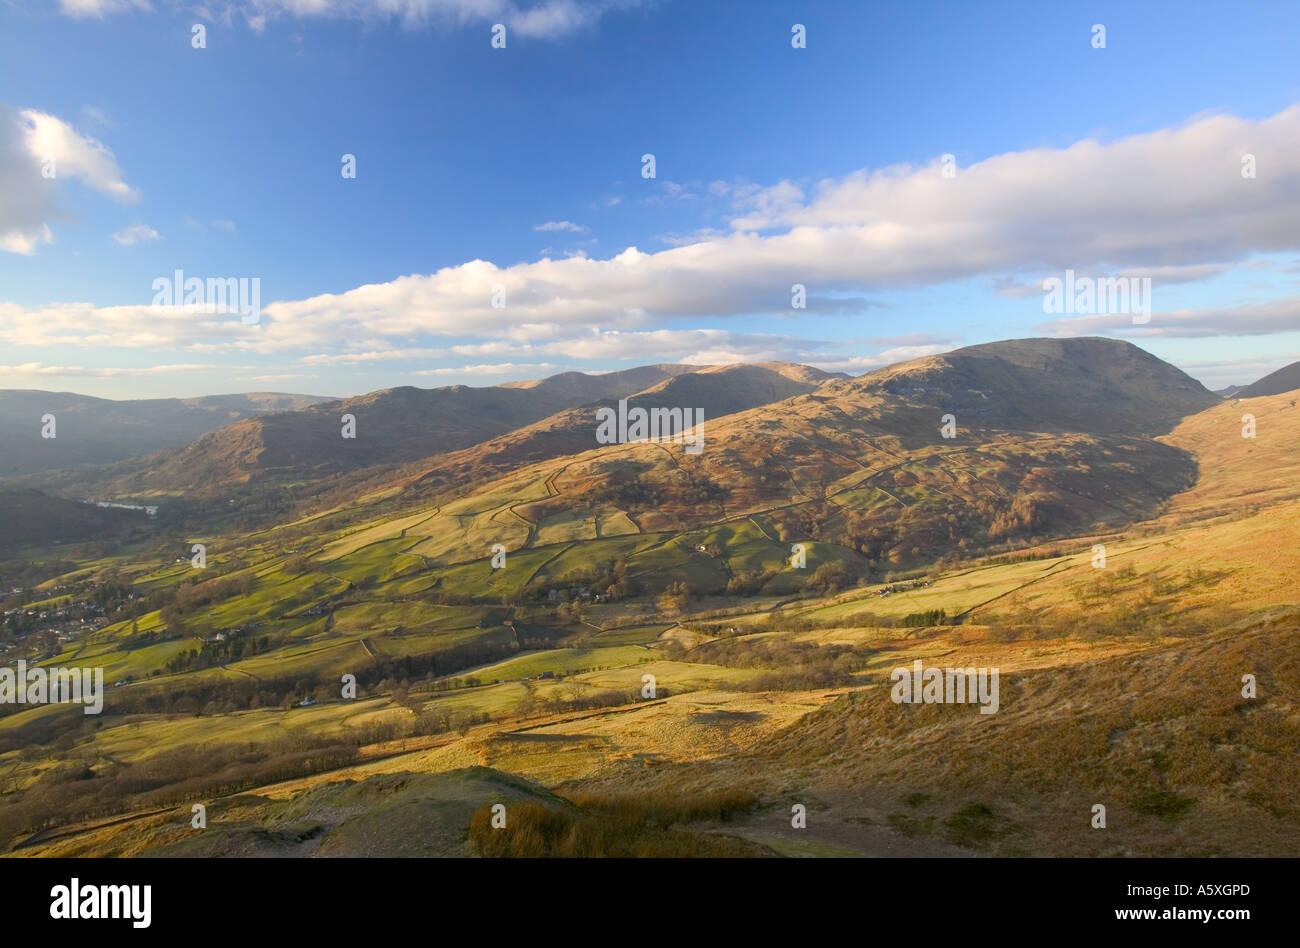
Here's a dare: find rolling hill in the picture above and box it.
[16,362,844,518]
[3,335,1291,860]
[335,336,1219,581]
[1235,359,1300,398]
[395,362,844,505]
[0,390,332,478]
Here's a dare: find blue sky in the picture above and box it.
[2,0,1300,398]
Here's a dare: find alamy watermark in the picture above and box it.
[890,659,999,714]
[152,269,261,325]
[1042,269,1151,324]
[595,400,705,455]
[1,661,103,714]
[50,878,150,928]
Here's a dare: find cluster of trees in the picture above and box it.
[164,633,273,673]
[590,468,728,515]
[656,581,690,615]
[281,554,316,575]
[988,492,1057,539]
[0,734,362,841]
[899,608,947,628]
[591,470,663,509]
[724,566,786,596]
[979,547,1066,566]
[508,557,638,607]
[761,486,1082,574]
[355,696,490,742]
[119,623,172,651]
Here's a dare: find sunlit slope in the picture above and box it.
[38,379,1290,740]
[1157,387,1300,517]
[25,364,706,499]
[5,340,1288,859]
[4,340,1255,691]
[953,386,1300,630]
[364,362,843,506]
[714,612,1300,857]
[303,337,1216,588]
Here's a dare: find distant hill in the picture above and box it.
[635,362,844,411]
[4,340,1292,862]
[7,342,1218,566]
[26,363,841,504]
[498,364,696,395]
[839,336,1218,435]
[0,390,331,478]
[1235,360,1300,398]
[384,336,1219,570]
[400,362,844,502]
[0,489,148,551]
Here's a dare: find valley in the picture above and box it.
[0,338,1296,858]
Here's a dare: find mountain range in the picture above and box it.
[3,336,1298,859]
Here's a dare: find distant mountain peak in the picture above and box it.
[1236,360,1300,398]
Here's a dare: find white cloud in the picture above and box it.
[810,345,951,375]
[533,220,586,233]
[62,0,647,39]
[996,263,1235,298]
[643,179,697,204]
[532,329,804,362]
[657,227,726,247]
[728,179,805,230]
[0,226,52,256]
[18,109,138,202]
[414,361,560,376]
[863,332,954,347]
[243,372,320,382]
[297,331,824,367]
[728,105,1300,281]
[6,105,1300,357]
[0,105,139,254]
[212,218,237,232]
[1042,295,1300,338]
[59,0,152,18]
[300,347,449,365]
[0,362,218,378]
[111,223,160,245]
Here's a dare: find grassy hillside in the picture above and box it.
[0,339,1293,858]
[24,362,838,519]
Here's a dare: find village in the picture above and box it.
[1,584,114,661]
